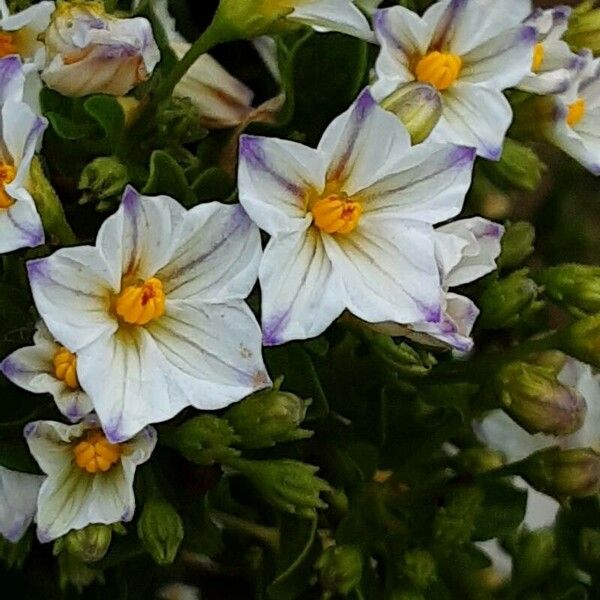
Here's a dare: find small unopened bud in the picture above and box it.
[456,448,505,475]
[561,314,600,370]
[497,221,535,270]
[497,361,587,435]
[482,139,545,192]
[579,527,600,569]
[538,264,600,316]
[512,530,556,588]
[518,447,600,499]
[79,156,128,204]
[63,524,113,563]
[564,1,600,55]
[478,269,541,329]
[226,457,330,518]
[137,498,184,566]
[403,549,437,590]
[380,83,442,144]
[156,97,207,145]
[317,545,363,597]
[224,381,312,448]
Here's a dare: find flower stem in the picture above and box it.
[210,510,279,551]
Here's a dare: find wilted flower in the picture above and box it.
[238,89,475,345]
[41,0,160,97]
[24,416,156,542]
[0,55,46,253]
[0,465,43,543]
[27,187,270,442]
[1,320,93,422]
[372,0,536,158]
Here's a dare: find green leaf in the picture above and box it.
[190,167,235,202]
[84,96,125,147]
[0,439,40,474]
[142,150,196,206]
[45,112,95,141]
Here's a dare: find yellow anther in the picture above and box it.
[0,163,15,209]
[311,194,362,235]
[532,42,545,73]
[53,347,79,390]
[566,98,586,128]
[115,277,166,326]
[415,51,463,91]
[73,431,121,474]
[0,32,17,59]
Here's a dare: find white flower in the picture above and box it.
[1,321,93,422]
[41,1,160,97]
[0,465,43,543]
[0,55,46,253]
[27,187,270,443]
[517,6,584,96]
[24,416,156,542]
[372,0,536,159]
[238,89,475,345]
[543,50,600,175]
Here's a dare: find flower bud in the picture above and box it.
[478,269,541,329]
[63,524,113,563]
[41,1,160,97]
[482,139,545,192]
[58,552,101,591]
[155,97,207,146]
[455,448,505,475]
[564,1,600,55]
[163,415,240,466]
[317,545,363,597]
[497,361,587,435]
[538,264,600,316]
[137,498,184,566]
[380,83,442,144]
[560,314,600,369]
[518,447,600,499]
[579,527,600,569]
[224,382,312,448]
[512,530,556,589]
[496,221,535,271]
[403,549,437,590]
[227,457,329,518]
[79,156,128,206]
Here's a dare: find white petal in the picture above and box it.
[27,247,116,352]
[260,228,344,345]
[0,55,25,103]
[0,466,43,542]
[238,135,324,236]
[290,0,374,41]
[318,89,411,194]
[432,82,513,160]
[358,143,475,224]
[324,218,442,325]
[97,186,186,286]
[0,188,44,252]
[157,203,261,303]
[0,2,54,35]
[147,301,271,410]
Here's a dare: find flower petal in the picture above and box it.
[260,228,344,345]
[0,466,43,543]
[0,55,24,103]
[0,188,44,253]
[157,203,261,303]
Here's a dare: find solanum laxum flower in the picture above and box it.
[372,0,536,159]
[27,187,270,442]
[238,89,475,345]
[24,416,156,542]
[1,321,93,422]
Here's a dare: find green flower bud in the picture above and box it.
[433,487,483,549]
[58,552,102,591]
[317,545,363,597]
[561,314,600,370]
[538,264,600,316]
[137,498,184,566]
[497,361,587,435]
[564,1,600,55]
[482,139,545,192]
[163,415,240,466]
[62,524,113,563]
[478,269,541,329]
[403,549,437,590]
[512,530,556,589]
[579,527,600,569]
[496,221,535,270]
[455,448,505,475]
[380,83,442,144]
[226,457,330,518]
[156,97,207,146]
[517,447,600,500]
[79,156,128,205]
[224,381,312,448]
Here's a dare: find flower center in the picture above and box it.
[115,277,166,326]
[566,98,586,127]
[0,32,18,59]
[415,51,462,91]
[73,431,121,474]
[532,42,545,73]
[0,163,15,209]
[53,347,79,390]
[311,194,362,235]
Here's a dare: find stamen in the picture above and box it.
[0,32,18,59]
[73,431,121,474]
[53,347,79,390]
[0,163,16,209]
[532,42,545,73]
[115,277,166,326]
[566,98,586,128]
[311,194,362,235]
[415,51,462,91]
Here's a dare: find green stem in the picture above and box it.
[210,510,279,551]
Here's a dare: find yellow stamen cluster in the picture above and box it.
[311,194,363,235]
[566,98,586,128]
[415,51,462,91]
[53,347,79,390]
[532,42,545,72]
[0,163,16,209]
[0,32,17,59]
[115,277,166,326]
[73,431,121,473]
